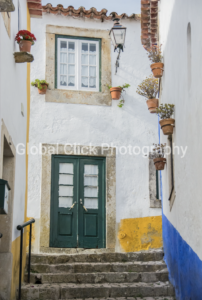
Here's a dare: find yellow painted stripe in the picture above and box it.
[118,216,163,252]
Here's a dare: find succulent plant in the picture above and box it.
[31,79,49,90]
[156,104,175,119]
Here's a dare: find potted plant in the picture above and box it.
[136,75,159,113]
[152,143,167,171]
[31,79,49,95]
[15,30,36,53]
[147,45,164,78]
[156,103,175,135]
[107,84,130,101]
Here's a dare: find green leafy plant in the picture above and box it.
[31,79,49,90]
[107,83,130,90]
[118,99,124,108]
[156,103,175,119]
[147,44,163,63]
[152,143,166,158]
[136,75,159,99]
[107,83,130,108]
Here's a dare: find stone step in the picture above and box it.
[30,261,167,274]
[25,271,169,284]
[31,250,164,264]
[21,282,175,300]
[44,298,176,300]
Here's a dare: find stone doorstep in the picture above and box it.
[30,262,167,274]
[39,247,115,255]
[62,298,176,300]
[31,250,164,264]
[25,271,169,284]
[56,298,175,300]
[44,298,176,300]
[21,283,175,300]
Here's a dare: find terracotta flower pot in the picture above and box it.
[38,84,48,95]
[151,62,164,78]
[159,118,175,135]
[153,157,166,171]
[146,98,159,113]
[19,40,32,52]
[110,87,122,100]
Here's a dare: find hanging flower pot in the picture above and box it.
[146,45,164,78]
[156,104,175,135]
[151,143,167,171]
[151,62,164,78]
[38,84,48,95]
[136,75,159,114]
[159,118,175,135]
[146,98,158,113]
[31,79,49,95]
[153,157,166,170]
[19,40,32,52]
[15,30,36,53]
[107,84,130,106]
[110,87,122,100]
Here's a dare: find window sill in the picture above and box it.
[45,89,112,106]
[150,199,162,208]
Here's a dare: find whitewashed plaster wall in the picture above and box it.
[0,0,28,242]
[28,13,160,250]
[159,0,202,259]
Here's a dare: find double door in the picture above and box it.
[50,155,106,248]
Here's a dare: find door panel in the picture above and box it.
[50,156,105,248]
[84,214,97,236]
[58,212,73,235]
[78,159,105,248]
[50,157,78,248]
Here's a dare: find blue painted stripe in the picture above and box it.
[162,213,202,300]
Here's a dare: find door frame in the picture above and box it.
[50,155,106,248]
[40,144,116,252]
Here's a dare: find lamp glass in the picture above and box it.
[113,28,126,45]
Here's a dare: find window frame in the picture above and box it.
[55,35,101,92]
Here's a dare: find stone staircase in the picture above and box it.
[21,249,175,300]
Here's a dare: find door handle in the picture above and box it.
[83,205,88,212]
[69,202,76,210]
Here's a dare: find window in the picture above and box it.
[149,153,162,208]
[156,170,161,200]
[57,37,100,92]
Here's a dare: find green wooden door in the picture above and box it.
[50,155,106,248]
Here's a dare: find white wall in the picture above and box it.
[159,0,202,260]
[0,0,28,242]
[28,14,161,249]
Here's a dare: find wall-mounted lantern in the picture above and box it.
[0,179,10,214]
[0,0,15,12]
[109,18,127,74]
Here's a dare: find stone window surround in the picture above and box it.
[40,144,116,253]
[1,12,11,37]
[149,153,162,209]
[45,25,112,106]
